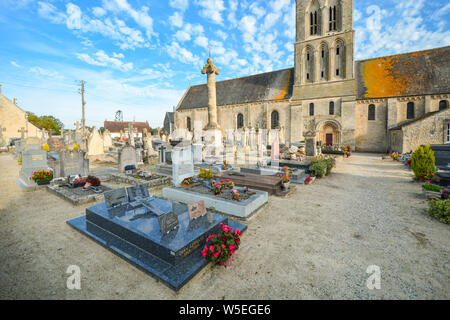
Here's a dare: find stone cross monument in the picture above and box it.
[201,58,220,130]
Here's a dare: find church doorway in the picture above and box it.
[326,134,333,146]
[318,121,341,146]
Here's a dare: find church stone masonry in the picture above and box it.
[174,0,450,153]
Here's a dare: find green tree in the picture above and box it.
[26,112,64,135]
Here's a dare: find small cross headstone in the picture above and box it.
[18,127,27,139]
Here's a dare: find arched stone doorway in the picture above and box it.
[317,120,341,146]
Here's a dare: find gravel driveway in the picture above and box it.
[0,153,448,299]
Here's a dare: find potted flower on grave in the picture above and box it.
[304,175,312,185]
[31,170,53,185]
[279,172,291,190]
[231,189,240,201]
[181,177,194,187]
[223,160,229,170]
[343,145,352,158]
[202,223,241,267]
[211,180,223,195]
[71,177,86,188]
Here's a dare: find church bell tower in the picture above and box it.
[292,0,355,100]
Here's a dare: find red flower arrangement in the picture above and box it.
[31,170,53,183]
[202,223,241,267]
[181,177,194,187]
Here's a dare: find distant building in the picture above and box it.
[103,121,151,139]
[0,88,43,144]
[163,112,174,135]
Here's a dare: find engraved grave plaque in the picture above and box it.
[104,188,128,208]
[188,200,207,220]
[127,184,150,202]
[158,211,179,234]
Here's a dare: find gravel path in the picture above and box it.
[0,153,448,299]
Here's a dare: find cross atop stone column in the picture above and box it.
[18,127,27,139]
[201,58,220,130]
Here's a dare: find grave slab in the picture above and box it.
[67,197,247,291]
[215,172,295,196]
[162,186,268,221]
[47,183,115,205]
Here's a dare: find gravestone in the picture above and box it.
[103,130,113,151]
[87,127,105,157]
[49,149,89,178]
[16,147,49,190]
[67,194,246,291]
[172,142,194,187]
[271,131,280,167]
[158,145,167,163]
[119,146,138,172]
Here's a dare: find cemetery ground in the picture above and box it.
[0,153,449,300]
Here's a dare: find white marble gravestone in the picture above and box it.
[172,142,194,187]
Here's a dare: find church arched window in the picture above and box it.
[329,101,335,115]
[439,100,449,111]
[335,39,345,79]
[271,111,280,129]
[305,47,314,82]
[320,43,329,80]
[407,102,415,119]
[186,117,191,131]
[308,0,321,36]
[368,104,376,121]
[237,113,244,129]
[310,103,315,116]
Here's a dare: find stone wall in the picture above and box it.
[355,99,388,152]
[399,108,450,153]
[0,94,42,143]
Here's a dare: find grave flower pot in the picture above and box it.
[281,181,290,190]
[36,180,51,185]
[219,257,233,268]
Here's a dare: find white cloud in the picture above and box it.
[92,7,107,17]
[167,41,201,66]
[169,11,184,28]
[194,35,209,48]
[169,0,189,11]
[29,66,63,79]
[76,50,133,71]
[66,3,82,30]
[10,61,23,68]
[195,0,225,25]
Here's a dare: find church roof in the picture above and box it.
[356,46,450,100]
[177,68,294,111]
[176,46,450,111]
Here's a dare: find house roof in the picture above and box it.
[104,121,151,133]
[356,46,450,100]
[177,68,294,111]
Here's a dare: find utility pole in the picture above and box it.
[78,80,86,147]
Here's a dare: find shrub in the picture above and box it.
[422,183,442,193]
[411,145,436,181]
[428,199,450,224]
[309,161,327,178]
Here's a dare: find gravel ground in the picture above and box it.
[0,153,448,300]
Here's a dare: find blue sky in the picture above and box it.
[0,0,449,129]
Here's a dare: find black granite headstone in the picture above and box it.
[158,211,179,234]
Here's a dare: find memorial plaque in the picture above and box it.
[188,200,207,220]
[104,188,128,208]
[158,211,179,234]
[127,184,150,202]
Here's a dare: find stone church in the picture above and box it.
[173,0,450,153]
